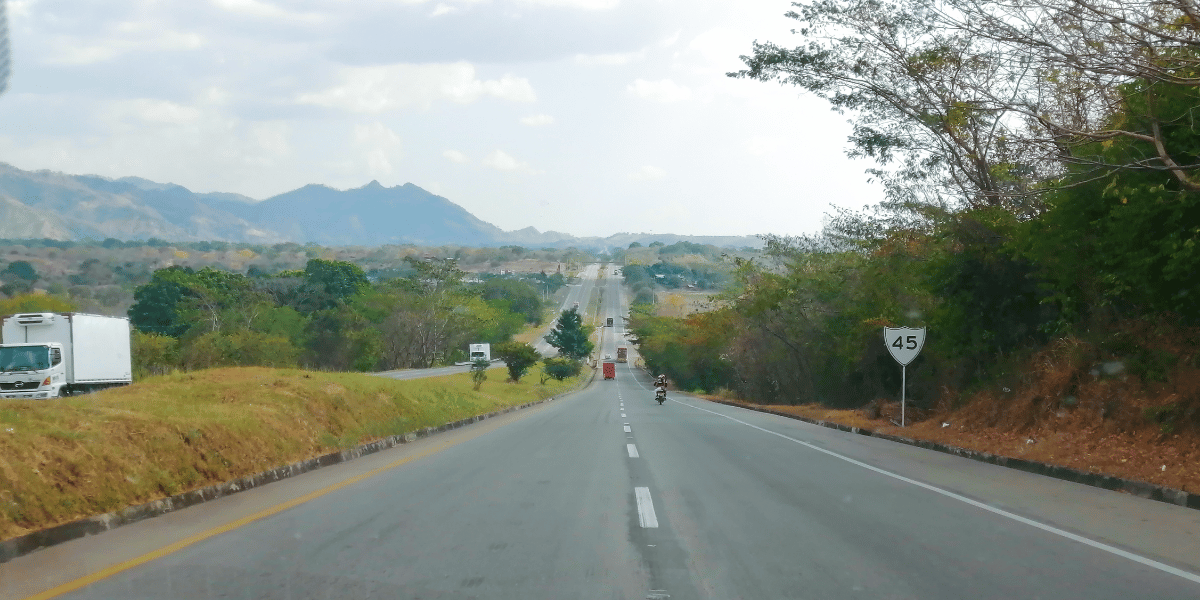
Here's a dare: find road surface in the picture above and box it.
[4,270,1200,599]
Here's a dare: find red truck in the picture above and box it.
[603,362,616,380]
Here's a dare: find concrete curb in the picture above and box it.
[703,398,1200,512]
[0,394,568,564]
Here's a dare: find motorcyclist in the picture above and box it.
[655,374,667,389]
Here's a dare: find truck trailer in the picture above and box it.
[0,313,132,399]
[602,362,616,380]
[468,343,492,362]
[616,347,627,363]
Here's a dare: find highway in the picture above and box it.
[4,266,1200,599]
[373,264,602,381]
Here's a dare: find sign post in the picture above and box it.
[883,327,926,427]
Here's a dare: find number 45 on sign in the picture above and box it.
[883,327,926,427]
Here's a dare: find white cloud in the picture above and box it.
[483,150,539,174]
[687,28,748,69]
[744,136,784,157]
[443,149,469,164]
[210,0,324,22]
[628,165,667,181]
[431,4,458,17]
[109,99,203,125]
[354,122,403,176]
[43,27,205,66]
[626,79,692,103]
[297,63,536,113]
[574,51,643,66]
[518,0,621,9]
[520,114,555,127]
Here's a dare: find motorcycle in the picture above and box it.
[655,386,666,405]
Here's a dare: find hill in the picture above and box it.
[0,163,762,249]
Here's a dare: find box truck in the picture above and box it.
[616,347,628,363]
[0,313,132,399]
[468,343,492,362]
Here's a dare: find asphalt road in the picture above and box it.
[5,270,1200,599]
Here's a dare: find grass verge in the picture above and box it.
[0,365,584,541]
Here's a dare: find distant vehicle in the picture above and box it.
[606,317,614,327]
[0,313,132,398]
[468,343,491,362]
[573,301,579,308]
[616,347,627,363]
[603,362,616,380]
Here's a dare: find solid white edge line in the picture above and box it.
[627,443,639,458]
[635,486,659,527]
[674,398,1200,585]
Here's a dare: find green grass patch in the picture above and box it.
[0,365,584,541]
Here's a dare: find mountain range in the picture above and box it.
[0,163,760,250]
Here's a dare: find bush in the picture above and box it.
[132,331,179,378]
[542,357,582,381]
[180,331,301,370]
[470,359,490,390]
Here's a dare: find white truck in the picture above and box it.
[468,343,491,362]
[0,312,132,399]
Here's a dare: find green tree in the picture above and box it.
[305,258,370,302]
[2,260,37,282]
[480,279,543,324]
[128,266,196,337]
[544,307,594,360]
[494,341,540,382]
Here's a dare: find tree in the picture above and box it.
[731,0,1043,214]
[470,359,490,390]
[1,260,38,295]
[494,341,540,382]
[480,278,543,324]
[934,0,1200,191]
[2,260,37,282]
[128,266,196,337]
[544,307,594,360]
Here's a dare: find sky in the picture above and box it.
[1,0,883,238]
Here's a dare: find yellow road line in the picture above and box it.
[23,438,463,600]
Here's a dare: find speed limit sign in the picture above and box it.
[883,327,926,427]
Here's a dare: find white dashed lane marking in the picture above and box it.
[634,487,659,528]
[627,444,639,458]
[623,425,632,433]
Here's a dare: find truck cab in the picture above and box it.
[0,342,66,398]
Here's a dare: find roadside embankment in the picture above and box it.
[0,366,584,543]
